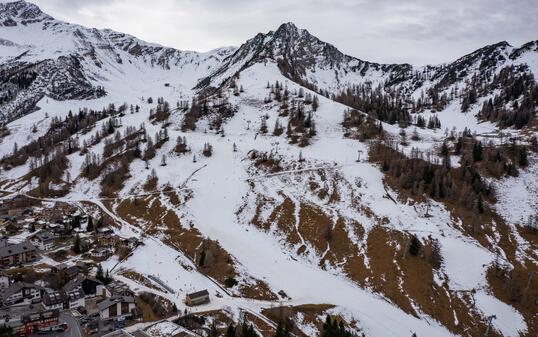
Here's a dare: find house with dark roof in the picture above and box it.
[2,282,45,306]
[0,241,37,268]
[42,289,85,310]
[63,274,105,298]
[42,291,68,310]
[64,265,83,280]
[106,280,134,297]
[97,296,136,320]
[185,290,210,306]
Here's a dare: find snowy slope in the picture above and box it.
[0,2,537,337]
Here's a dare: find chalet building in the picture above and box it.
[30,230,55,250]
[97,296,136,320]
[42,289,85,310]
[2,282,45,306]
[42,291,66,310]
[91,247,113,259]
[64,275,105,298]
[0,241,37,268]
[106,280,134,297]
[185,290,210,306]
[64,265,83,280]
[97,234,119,248]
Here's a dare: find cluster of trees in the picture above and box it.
[225,321,257,337]
[103,126,141,158]
[2,105,119,169]
[197,239,223,269]
[72,234,90,254]
[265,80,319,111]
[174,136,190,155]
[333,84,411,127]
[142,128,169,161]
[182,95,236,132]
[320,315,359,337]
[454,137,529,178]
[138,292,170,319]
[230,81,244,96]
[202,143,213,157]
[100,158,132,196]
[95,264,112,284]
[149,97,171,123]
[370,141,493,214]
[342,109,384,140]
[217,314,360,337]
[476,66,537,128]
[28,146,68,184]
[81,125,151,196]
[286,103,316,146]
[414,114,441,129]
[250,150,283,173]
[263,81,319,146]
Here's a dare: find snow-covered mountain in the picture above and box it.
[197,22,412,92]
[0,0,236,122]
[0,1,537,337]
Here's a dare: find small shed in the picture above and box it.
[185,290,210,306]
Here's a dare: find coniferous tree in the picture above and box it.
[472,141,483,162]
[73,235,81,254]
[409,236,421,256]
[96,264,104,282]
[226,324,236,337]
[86,217,94,232]
[274,320,290,337]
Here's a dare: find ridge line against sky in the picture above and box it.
[11,0,538,65]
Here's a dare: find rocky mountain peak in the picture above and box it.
[0,0,50,25]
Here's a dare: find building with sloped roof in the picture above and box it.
[97,296,136,320]
[0,241,37,268]
[2,282,45,306]
[185,289,209,306]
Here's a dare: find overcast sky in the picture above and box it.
[25,0,538,65]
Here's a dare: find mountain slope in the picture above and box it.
[0,2,537,337]
[0,0,236,123]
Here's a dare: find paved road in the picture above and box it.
[58,312,83,337]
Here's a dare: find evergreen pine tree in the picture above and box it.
[86,217,94,232]
[226,323,236,337]
[409,236,421,256]
[96,264,104,282]
[73,235,81,254]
